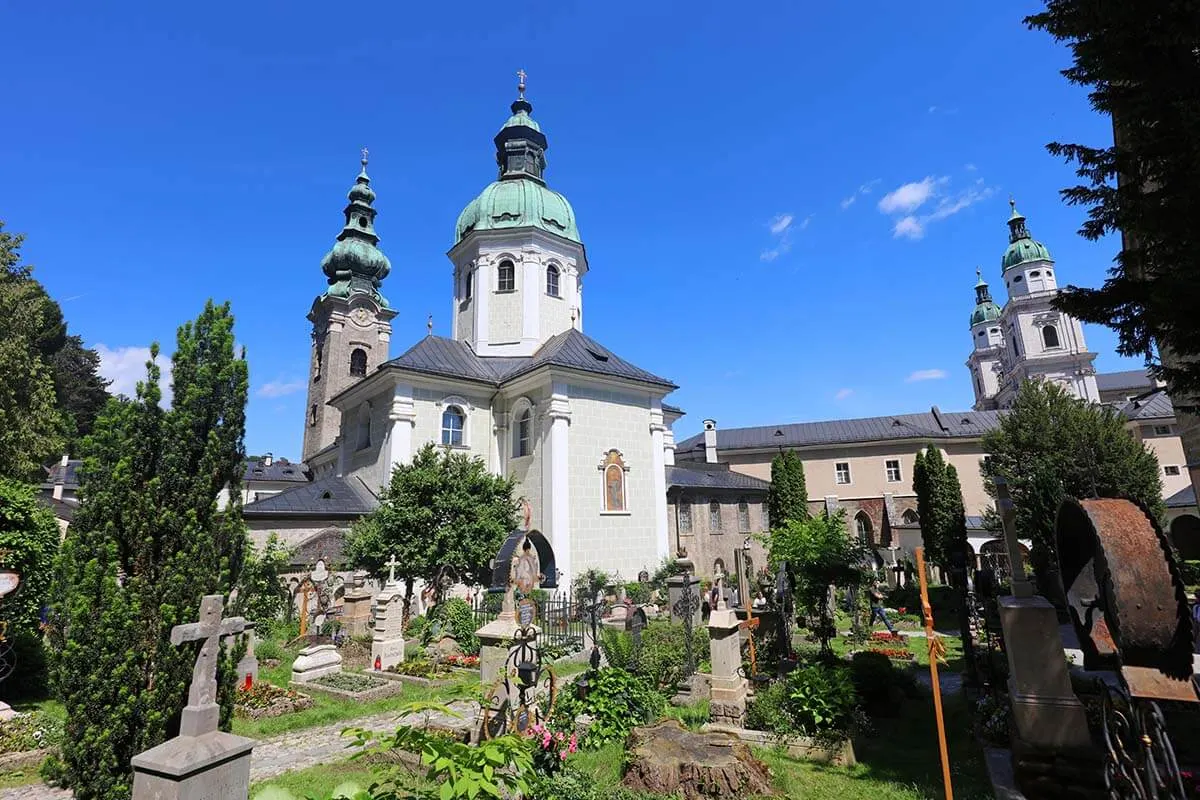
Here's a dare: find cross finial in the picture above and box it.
[427,314,433,336]
[384,554,400,584]
[517,69,527,100]
[361,147,369,168]
[1009,195,1016,210]
[976,266,982,280]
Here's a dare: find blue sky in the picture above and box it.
[1,1,1135,459]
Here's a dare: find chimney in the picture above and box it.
[264,452,273,468]
[53,453,68,501]
[703,419,718,464]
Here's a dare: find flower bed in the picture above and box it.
[313,672,387,692]
[870,632,904,642]
[297,670,405,701]
[388,658,454,679]
[0,712,63,755]
[234,682,314,720]
[866,646,914,661]
[442,654,479,670]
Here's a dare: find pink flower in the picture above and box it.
[559,750,568,760]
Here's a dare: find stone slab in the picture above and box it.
[291,644,342,683]
[132,730,254,800]
[371,636,406,671]
[702,723,856,766]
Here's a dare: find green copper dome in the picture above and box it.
[320,153,391,307]
[1001,200,1051,270]
[455,83,581,245]
[456,178,580,243]
[970,269,1002,327]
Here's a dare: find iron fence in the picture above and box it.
[470,592,587,652]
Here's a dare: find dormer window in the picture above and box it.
[546,265,560,297]
[497,260,515,292]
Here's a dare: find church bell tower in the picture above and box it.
[301,150,397,463]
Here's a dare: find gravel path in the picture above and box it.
[0,700,480,799]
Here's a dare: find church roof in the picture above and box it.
[242,475,379,518]
[666,463,771,493]
[386,329,677,389]
[676,407,1001,453]
[1096,369,1157,393]
[1118,390,1175,421]
[243,457,309,483]
[1166,484,1196,509]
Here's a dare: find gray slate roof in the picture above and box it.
[243,457,309,483]
[666,463,771,492]
[1118,390,1175,421]
[1097,369,1156,392]
[676,407,1002,453]
[387,330,676,389]
[43,460,82,488]
[243,475,379,518]
[1166,484,1196,509]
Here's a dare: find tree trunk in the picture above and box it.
[622,720,776,799]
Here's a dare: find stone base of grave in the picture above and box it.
[341,591,375,637]
[476,613,520,688]
[131,730,254,800]
[371,635,406,672]
[622,719,776,799]
[708,694,746,728]
[291,644,342,682]
[1012,738,1107,800]
[998,595,1092,754]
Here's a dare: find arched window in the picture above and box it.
[854,512,873,545]
[601,450,627,512]
[902,509,920,525]
[737,500,751,532]
[313,347,322,383]
[546,265,560,297]
[441,406,465,447]
[514,409,533,457]
[465,271,473,301]
[497,260,516,292]
[709,501,722,532]
[356,404,371,450]
[309,403,318,426]
[1042,325,1060,348]
[350,348,367,377]
[678,502,692,534]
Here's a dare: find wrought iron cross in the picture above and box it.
[169,595,245,737]
[672,573,700,674]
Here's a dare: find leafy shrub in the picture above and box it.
[532,768,679,800]
[388,658,452,679]
[255,637,284,663]
[598,627,633,670]
[404,613,429,640]
[1179,559,1200,587]
[624,582,651,605]
[233,533,292,637]
[849,651,920,716]
[637,622,710,693]
[745,661,858,742]
[572,568,613,603]
[540,637,583,662]
[975,693,1012,746]
[0,710,63,753]
[422,597,480,655]
[553,667,665,749]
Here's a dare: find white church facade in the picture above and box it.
[247,80,680,587]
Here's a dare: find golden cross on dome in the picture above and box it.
[517,69,527,100]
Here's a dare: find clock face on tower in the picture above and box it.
[350,307,371,328]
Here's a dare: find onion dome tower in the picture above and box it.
[302,150,398,462]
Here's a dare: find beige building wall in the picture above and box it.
[667,494,770,582]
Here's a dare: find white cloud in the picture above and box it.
[878,177,945,215]
[96,344,173,405]
[893,216,924,240]
[760,212,810,263]
[257,379,306,398]
[906,369,948,382]
[964,163,977,172]
[835,388,854,400]
[768,213,794,235]
[840,179,881,210]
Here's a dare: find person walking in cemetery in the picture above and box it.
[869,583,896,634]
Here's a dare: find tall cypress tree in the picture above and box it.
[47,301,248,799]
[768,449,809,527]
[912,445,966,568]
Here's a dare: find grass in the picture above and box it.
[250,759,377,798]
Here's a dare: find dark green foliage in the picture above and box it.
[422,597,480,655]
[346,443,519,603]
[763,511,871,655]
[47,301,248,800]
[571,568,611,604]
[624,581,650,605]
[0,478,61,700]
[554,668,665,748]
[745,661,858,742]
[849,651,920,717]
[231,533,292,637]
[531,768,680,800]
[1178,560,1200,587]
[48,333,111,450]
[637,622,710,693]
[768,449,809,526]
[648,558,685,594]
[981,379,1165,593]
[598,626,634,670]
[912,446,968,568]
[0,708,63,753]
[404,614,429,640]
[1024,2,1200,402]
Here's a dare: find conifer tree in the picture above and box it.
[47,301,247,800]
[912,446,967,568]
[768,449,809,527]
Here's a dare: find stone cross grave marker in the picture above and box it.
[384,553,400,586]
[169,595,245,737]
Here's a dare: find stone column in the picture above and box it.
[474,255,492,351]
[707,607,747,728]
[546,387,572,588]
[650,401,670,564]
